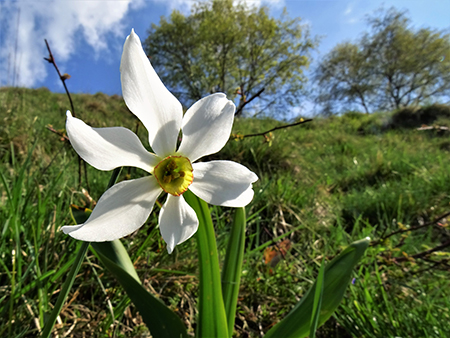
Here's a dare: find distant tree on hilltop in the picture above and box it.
[145,0,317,117]
[315,8,450,115]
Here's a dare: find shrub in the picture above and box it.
[389,104,450,129]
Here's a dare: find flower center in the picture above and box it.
[153,156,193,196]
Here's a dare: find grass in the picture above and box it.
[1,86,450,337]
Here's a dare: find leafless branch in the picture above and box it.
[235,87,265,116]
[370,211,450,246]
[45,125,69,141]
[44,39,89,189]
[44,39,76,116]
[233,118,312,140]
[393,239,450,263]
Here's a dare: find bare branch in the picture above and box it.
[393,239,450,263]
[370,210,450,246]
[233,118,312,140]
[44,39,89,189]
[235,87,265,116]
[45,125,69,141]
[44,39,76,117]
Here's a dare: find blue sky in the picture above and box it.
[1,0,449,105]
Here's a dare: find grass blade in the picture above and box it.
[41,241,89,338]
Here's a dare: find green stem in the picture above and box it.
[107,167,122,188]
[184,191,228,338]
[221,208,246,336]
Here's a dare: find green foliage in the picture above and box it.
[315,42,374,115]
[338,263,450,337]
[41,242,90,338]
[315,7,450,114]
[0,139,74,337]
[145,0,316,117]
[1,87,450,337]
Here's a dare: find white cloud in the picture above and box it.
[0,0,144,87]
[0,0,284,88]
[153,0,284,14]
[343,1,360,24]
[344,3,353,16]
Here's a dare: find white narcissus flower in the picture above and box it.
[61,29,258,253]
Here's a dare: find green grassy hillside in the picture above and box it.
[1,87,449,337]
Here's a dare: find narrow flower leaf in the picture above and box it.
[184,190,229,338]
[309,258,325,338]
[42,168,123,337]
[94,247,188,338]
[91,241,140,282]
[70,202,140,282]
[221,207,246,337]
[264,238,370,338]
[73,206,187,338]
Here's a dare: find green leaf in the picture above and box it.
[221,207,246,336]
[94,247,188,338]
[72,205,187,338]
[264,237,370,338]
[69,202,140,282]
[91,241,139,282]
[184,190,229,338]
[41,167,122,337]
[309,258,325,338]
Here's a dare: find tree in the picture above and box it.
[315,8,450,114]
[145,0,316,117]
[314,42,375,115]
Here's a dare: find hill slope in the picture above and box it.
[1,87,449,337]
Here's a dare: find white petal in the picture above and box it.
[61,177,162,241]
[177,93,235,162]
[189,161,258,207]
[120,29,182,158]
[66,111,159,172]
[159,194,199,254]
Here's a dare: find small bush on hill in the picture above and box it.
[389,104,450,129]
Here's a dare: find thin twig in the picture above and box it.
[127,121,141,177]
[408,258,450,276]
[393,239,450,263]
[235,87,265,116]
[83,161,90,192]
[45,125,69,141]
[44,39,75,117]
[233,118,313,140]
[44,39,87,188]
[370,211,450,246]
